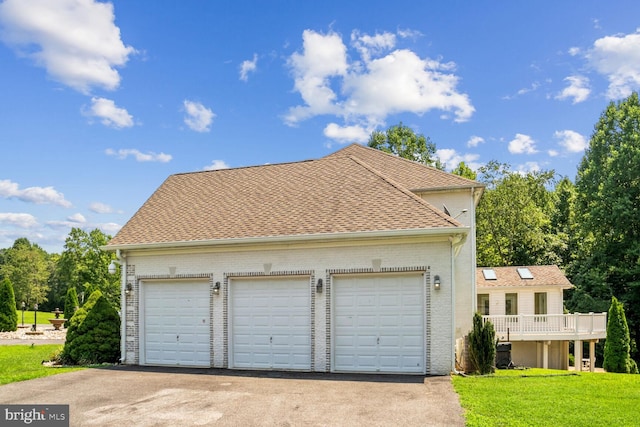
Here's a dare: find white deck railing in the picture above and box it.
[482,313,607,340]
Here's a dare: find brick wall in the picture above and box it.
[120,238,469,375]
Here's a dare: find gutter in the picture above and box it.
[101,226,470,252]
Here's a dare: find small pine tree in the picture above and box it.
[468,312,496,374]
[62,289,103,363]
[64,294,120,364]
[603,297,638,374]
[0,278,18,332]
[63,287,80,328]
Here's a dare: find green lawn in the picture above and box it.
[0,345,83,385]
[16,310,61,325]
[452,368,640,426]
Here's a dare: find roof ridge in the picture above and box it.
[346,154,463,228]
[327,143,483,187]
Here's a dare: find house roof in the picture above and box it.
[107,144,477,248]
[325,144,482,191]
[476,265,573,289]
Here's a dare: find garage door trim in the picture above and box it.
[330,271,427,374]
[228,275,313,371]
[140,278,212,367]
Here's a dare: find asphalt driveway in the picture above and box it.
[0,366,464,426]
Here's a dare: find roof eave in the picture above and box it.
[102,226,470,252]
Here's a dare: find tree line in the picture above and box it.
[370,92,640,364]
[0,228,119,314]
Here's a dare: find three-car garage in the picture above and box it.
[140,273,427,374]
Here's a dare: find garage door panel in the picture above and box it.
[232,277,311,370]
[333,274,424,374]
[144,281,210,367]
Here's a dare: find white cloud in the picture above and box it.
[89,202,113,214]
[587,29,640,99]
[67,213,86,223]
[105,148,172,163]
[285,29,473,138]
[203,160,230,171]
[98,222,121,235]
[0,212,38,228]
[436,149,481,171]
[323,123,371,143]
[85,97,134,128]
[0,0,135,93]
[517,162,541,174]
[351,30,396,61]
[548,149,559,157]
[568,47,581,56]
[508,133,537,155]
[285,30,348,124]
[183,100,215,132]
[0,179,71,207]
[467,135,485,148]
[239,53,258,81]
[554,130,588,153]
[556,75,590,104]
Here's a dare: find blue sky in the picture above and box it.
[1,0,639,253]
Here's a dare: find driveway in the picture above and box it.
[0,366,465,426]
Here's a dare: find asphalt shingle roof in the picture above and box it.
[476,265,573,289]
[108,144,477,247]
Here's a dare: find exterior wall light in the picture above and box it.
[213,281,221,295]
[434,275,441,290]
[108,259,119,275]
[316,278,323,293]
[125,283,133,296]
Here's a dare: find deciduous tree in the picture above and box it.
[368,122,442,168]
[572,92,640,363]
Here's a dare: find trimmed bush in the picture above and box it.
[63,292,120,364]
[62,289,102,363]
[0,278,18,332]
[63,287,80,328]
[468,312,496,374]
[603,296,638,374]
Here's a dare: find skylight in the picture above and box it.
[482,269,497,280]
[517,268,534,279]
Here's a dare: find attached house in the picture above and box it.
[477,265,607,371]
[105,144,484,375]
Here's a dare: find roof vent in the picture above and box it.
[517,267,533,279]
[482,269,497,280]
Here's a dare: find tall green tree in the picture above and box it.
[50,228,119,308]
[571,92,640,363]
[368,122,443,168]
[475,161,560,267]
[0,277,18,332]
[63,286,80,327]
[0,238,50,308]
[550,177,577,270]
[451,161,477,180]
[603,297,638,373]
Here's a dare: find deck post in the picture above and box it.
[575,339,583,372]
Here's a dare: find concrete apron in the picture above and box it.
[0,367,465,426]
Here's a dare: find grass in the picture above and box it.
[16,310,61,325]
[0,345,83,385]
[452,368,640,426]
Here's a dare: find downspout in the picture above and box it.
[449,234,465,373]
[116,249,127,364]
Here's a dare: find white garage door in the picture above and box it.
[231,277,311,370]
[333,274,425,373]
[144,281,210,367]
